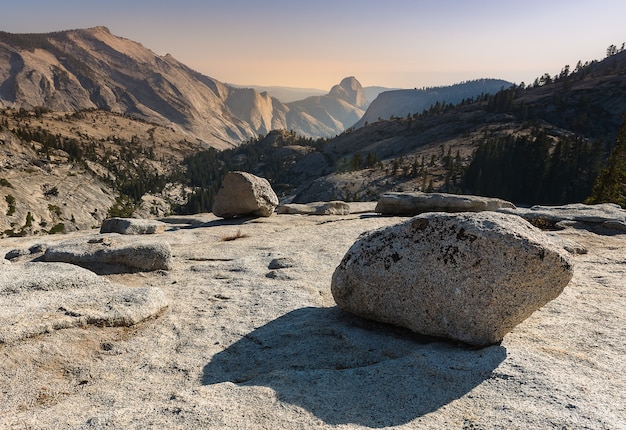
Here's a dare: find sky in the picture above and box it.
[1,0,625,91]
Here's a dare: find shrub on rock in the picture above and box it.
[331,212,573,346]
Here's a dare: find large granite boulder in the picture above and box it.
[331,212,573,346]
[212,171,279,218]
[42,235,173,273]
[376,192,516,216]
[100,217,166,235]
[0,262,168,344]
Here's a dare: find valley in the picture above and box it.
[1,27,625,238]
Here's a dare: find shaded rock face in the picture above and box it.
[0,262,168,344]
[375,192,516,216]
[42,235,173,273]
[100,217,166,235]
[212,171,279,218]
[331,212,574,346]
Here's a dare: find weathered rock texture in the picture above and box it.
[100,217,166,235]
[375,191,516,216]
[212,171,279,218]
[42,235,173,272]
[331,212,573,346]
[0,262,168,344]
[277,201,350,215]
[0,212,623,429]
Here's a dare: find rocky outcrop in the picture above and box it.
[277,201,350,215]
[375,191,516,215]
[331,212,573,346]
[0,131,117,236]
[0,262,168,344]
[42,235,173,273]
[100,217,166,235]
[212,171,279,218]
[499,203,626,232]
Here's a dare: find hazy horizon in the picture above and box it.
[1,1,625,91]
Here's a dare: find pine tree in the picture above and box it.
[586,113,626,207]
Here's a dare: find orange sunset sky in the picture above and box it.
[2,0,625,90]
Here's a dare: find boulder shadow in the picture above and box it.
[203,306,506,427]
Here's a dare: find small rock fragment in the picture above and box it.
[268,257,296,269]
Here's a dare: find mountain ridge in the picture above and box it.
[0,27,369,145]
[178,49,626,210]
[354,78,512,127]
[0,27,519,145]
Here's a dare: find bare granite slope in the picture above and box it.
[0,211,624,428]
[0,128,116,235]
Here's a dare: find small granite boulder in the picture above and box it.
[4,248,30,261]
[268,257,296,269]
[43,235,173,273]
[376,192,516,216]
[100,217,166,235]
[277,201,350,215]
[212,171,279,218]
[331,212,573,346]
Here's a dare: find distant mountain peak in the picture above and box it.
[87,26,111,34]
[339,76,359,88]
[329,76,367,109]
